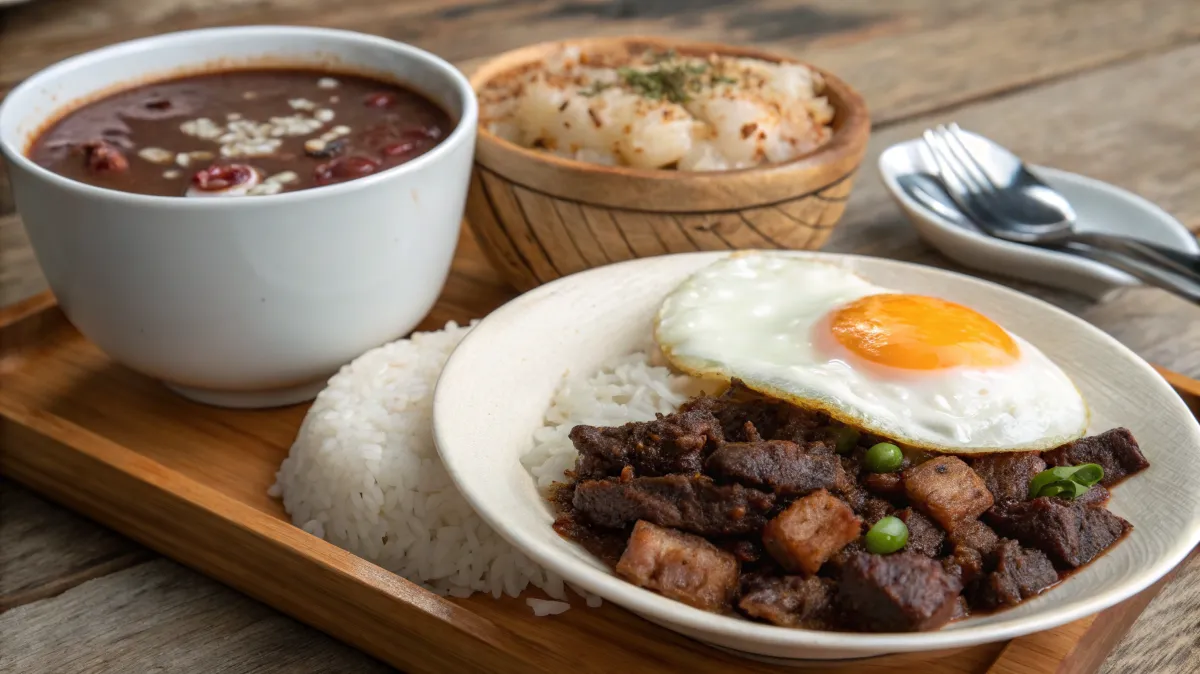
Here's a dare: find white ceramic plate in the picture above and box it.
[879,134,1200,300]
[433,251,1200,661]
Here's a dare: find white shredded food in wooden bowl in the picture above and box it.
[479,46,835,170]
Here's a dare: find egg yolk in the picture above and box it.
[829,294,1019,370]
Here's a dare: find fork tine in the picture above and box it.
[924,128,984,198]
[922,128,1004,228]
[941,124,1000,193]
[921,130,958,189]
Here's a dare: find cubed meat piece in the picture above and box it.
[837,482,895,526]
[1043,428,1149,487]
[737,574,834,627]
[838,481,868,511]
[739,420,764,442]
[615,521,739,612]
[972,539,1058,609]
[550,482,631,566]
[840,454,864,481]
[904,456,994,531]
[969,452,1046,502]
[941,519,1000,586]
[941,547,985,587]
[895,508,946,557]
[718,538,764,564]
[986,497,1131,568]
[680,382,782,438]
[774,406,836,448]
[857,496,895,526]
[948,519,1002,556]
[839,473,886,511]
[705,440,849,495]
[826,540,867,578]
[951,595,970,621]
[682,380,832,448]
[1076,484,1111,507]
[763,489,862,575]
[838,552,963,632]
[569,409,723,480]
[862,471,906,499]
[552,514,630,567]
[572,475,775,536]
[678,392,724,416]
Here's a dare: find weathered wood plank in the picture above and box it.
[1,10,1200,674]
[1,0,1197,127]
[0,162,13,221]
[1080,288,1200,377]
[0,559,395,673]
[1097,551,1200,674]
[0,479,148,609]
[2,0,1196,223]
[0,215,44,307]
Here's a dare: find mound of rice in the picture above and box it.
[271,322,698,603]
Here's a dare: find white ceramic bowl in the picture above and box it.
[879,133,1200,300]
[0,26,477,408]
[433,251,1200,661]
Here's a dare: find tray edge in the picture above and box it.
[4,293,1199,674]
[0,395,549,674]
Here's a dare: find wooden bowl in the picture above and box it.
[465,36,871,291]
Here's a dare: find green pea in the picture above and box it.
[831,426,861,454]
[865,516,909,555]
[865,442,904,473]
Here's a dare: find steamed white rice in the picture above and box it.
[271,322,698,603]
[526,598,572,616]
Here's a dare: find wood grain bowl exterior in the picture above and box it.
[466,37,871,290]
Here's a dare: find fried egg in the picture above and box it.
[654,254,1088,452]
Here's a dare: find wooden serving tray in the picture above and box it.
[2,274,1198,673]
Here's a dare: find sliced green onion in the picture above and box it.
[1029,463,1105,499]
[865,516,909,554]
[1036,480,1089,499]
[1069,463,1104,486]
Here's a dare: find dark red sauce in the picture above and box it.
[27,69,453,197]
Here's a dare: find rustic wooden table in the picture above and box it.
[2,1,1200,672]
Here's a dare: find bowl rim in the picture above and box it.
[469,35,870,183]
[0,25,479,210]
[433,250,1200,656]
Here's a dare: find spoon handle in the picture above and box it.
[1060,241,1200,303]
[1068,231,1200,285]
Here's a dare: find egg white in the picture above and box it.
[654,253,1089,452]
